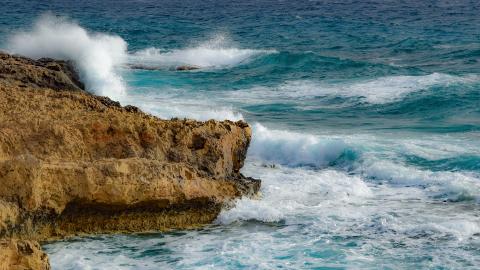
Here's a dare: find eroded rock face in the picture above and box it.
[0,52,260,268]
[0,239,50,270]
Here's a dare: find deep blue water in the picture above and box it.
[1,0,480,269]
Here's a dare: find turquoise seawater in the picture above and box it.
[1,0,480,269]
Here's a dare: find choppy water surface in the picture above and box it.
[1,0,480,269]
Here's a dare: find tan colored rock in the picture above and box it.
[0,239,50,270]
[0,52,260,268]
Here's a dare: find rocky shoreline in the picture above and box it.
[0,52,260,269]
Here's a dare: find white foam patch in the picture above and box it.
[362,159,480,202]
[116,93,244,121]
[129,34,275,69]
[248,123,348,168]
[231,73,478,104]
[217,163,372,224]
[6,14,127,97]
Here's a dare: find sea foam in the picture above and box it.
[216,163,373,224]
[6,14,128,98]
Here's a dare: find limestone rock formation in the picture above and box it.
[0,52,260,268]
[0,239,50,270]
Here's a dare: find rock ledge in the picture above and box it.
[0,52,260,269]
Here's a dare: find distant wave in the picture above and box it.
[4,15,275,97]
[232,73,479,104]
[129,34,276,69]
[6,14,127,98]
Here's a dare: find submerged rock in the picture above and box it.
[127,64,164,71]
[126,64,201,71]
[0,52,260,268]
[176,65,200,71]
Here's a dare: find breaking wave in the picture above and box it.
[248,123,350,168]
[4,16,275,98]
[6,14,127,97]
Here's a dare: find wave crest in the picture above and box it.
[129,34,276,69]
[248,123,350,168]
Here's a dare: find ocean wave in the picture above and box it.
[6,14,127,98]
[248,123,351,168]
[231,73,478,104]
[129,34,276,69]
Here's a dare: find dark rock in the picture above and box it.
[176,65,200,71]
[0,52,84,91]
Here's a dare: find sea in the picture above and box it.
[1,0,480,269]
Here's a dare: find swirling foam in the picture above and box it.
[6,14,127,97]
[216,163,373,224]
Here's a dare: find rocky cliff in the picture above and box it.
[0,52,260,269]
